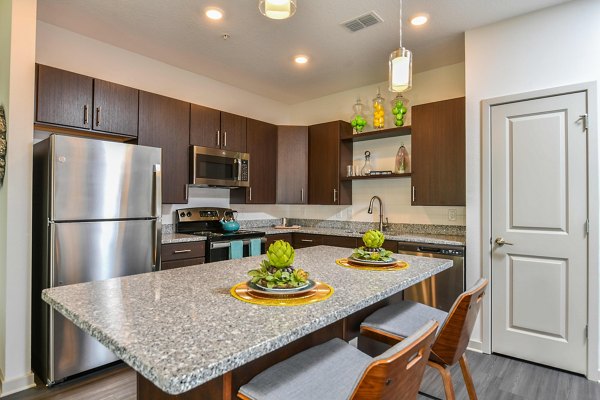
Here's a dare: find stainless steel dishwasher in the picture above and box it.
[398,241,465,312]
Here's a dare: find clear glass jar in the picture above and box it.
[372,89,385,129]
[350,98,366,134]
[361,151,372,176]
[391,94,409,127]
[395,144,409,173]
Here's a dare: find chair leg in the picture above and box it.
[428,361,456,400]
[459,354,478,400]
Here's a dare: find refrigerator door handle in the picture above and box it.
[153,164,162,218]
[153,220,162,271]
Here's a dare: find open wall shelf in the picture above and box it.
[340,173,411,181]
[341,126,411,142]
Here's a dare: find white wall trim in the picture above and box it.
[481,82,599,380]
[467,339,483,353]
[0,368,35,398]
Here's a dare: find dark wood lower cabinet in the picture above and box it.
[138,92,190,204]
[265,233,293,248]
[161,242,206,270]
[322,235,357,248]
[292,233,323,249]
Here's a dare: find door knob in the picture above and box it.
[495,237,514,246]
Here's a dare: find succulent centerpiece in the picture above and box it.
[351,230,394,262]
[248,240,309,289]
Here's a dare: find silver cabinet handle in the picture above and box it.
[173,249,192,254]
[83,104,89,125]
[224,131,227,147]
[216,130,220,147]
[301,239,313,242]
[412,186,416,202]
[495,237,514,246]
[95,106,101,126]
[333,188,338,203]
[249,186,252,202]
[301,188,304,203]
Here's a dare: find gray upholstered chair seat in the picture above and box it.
[238,338,371,400]
[361,300,448,339]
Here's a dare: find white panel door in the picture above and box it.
[491,91,588,374]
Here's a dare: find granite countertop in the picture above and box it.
[257,226,465,246]
[42,246,452,395]
[162,232,206,244]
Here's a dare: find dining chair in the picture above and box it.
[237,319,439,400]
[358,278,488,400]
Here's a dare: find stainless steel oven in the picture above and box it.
[397,241,465,312]
[190,146,249,188]
[209,237,267,263]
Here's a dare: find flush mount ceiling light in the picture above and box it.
[205,7,224,20]
[259,0,297,20]
[410,14,429,26]
[294,55,309,64]
[388,0,412,92]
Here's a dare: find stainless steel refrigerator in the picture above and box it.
[32,134,162,385]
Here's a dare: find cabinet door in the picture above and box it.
[138,91,190,204]
[411,97,465,206]
[36,64,93,129]
[322,235,357,249]
[190,104,221,148]
[293,234,323,249]
[308,121,353,205]
[92,79,139,137]
[231,119,277,204]
[221,112,247,152]
[277,126,308,204]
[266,233,293,248]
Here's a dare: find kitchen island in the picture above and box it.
[42,246,452,399]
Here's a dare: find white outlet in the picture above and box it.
[448,208,457,221]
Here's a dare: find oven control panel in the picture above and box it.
[176,207,226,222]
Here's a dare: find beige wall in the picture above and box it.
[0,0,37,396]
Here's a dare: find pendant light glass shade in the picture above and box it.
[259,0,297,20]
[389,47,412,92]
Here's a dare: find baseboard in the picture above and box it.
[467,339,483,353]
[0,369,36,398]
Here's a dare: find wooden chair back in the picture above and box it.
[351,320,438,400]
[431,278,488,366]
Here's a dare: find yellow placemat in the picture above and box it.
[231,281,334,306]
[336,258,409,271]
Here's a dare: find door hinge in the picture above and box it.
[585,218,589,235]
[579,114,588,132]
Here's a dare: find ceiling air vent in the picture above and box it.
[341,11,383,33]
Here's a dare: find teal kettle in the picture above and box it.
[220,210,240,232]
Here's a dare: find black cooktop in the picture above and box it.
[191,230,265,241]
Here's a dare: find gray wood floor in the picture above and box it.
[418,351,600,400]
[5,351,600,399]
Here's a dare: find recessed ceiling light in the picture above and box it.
[294,55,309,64]
[410,14,428,26]
[205,7,224,20]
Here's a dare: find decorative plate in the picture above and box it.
[248,279,316,295]
[348,256,398,267]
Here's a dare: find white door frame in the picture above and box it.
[481,82,599,380]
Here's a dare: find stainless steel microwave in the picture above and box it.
[190,146,250,188]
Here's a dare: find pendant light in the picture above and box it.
[388,0,412,92]
[259,0,297,20]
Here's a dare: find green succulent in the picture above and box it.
[266,240,295,268]
[362,230,385,249]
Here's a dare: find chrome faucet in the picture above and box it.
[368,196,385,232]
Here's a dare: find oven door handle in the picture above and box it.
[210,237,267,250]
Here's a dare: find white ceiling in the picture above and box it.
[37,0,572,104]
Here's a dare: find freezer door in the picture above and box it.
[50,135,161,221]
[49,220,159,382]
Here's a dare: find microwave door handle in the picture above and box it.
[237,158,242,181]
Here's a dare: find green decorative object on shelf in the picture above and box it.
[391,94,409,127]
[350,97,367,133]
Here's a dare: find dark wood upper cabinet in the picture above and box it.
[138,91,190,204]
[36,64,139,137]
[277,126,308,204]
[411,97,466,206]
[220,112,247,152]
[36,64,93,129]
[231,118,277,204]
[308,121,352,205]
[190,104,221,148]
[92,79,138,137]
[190,107,246,152]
